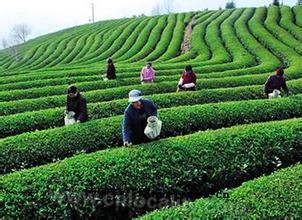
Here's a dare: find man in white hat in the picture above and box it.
[122,89,157,146]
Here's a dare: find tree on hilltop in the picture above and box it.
[272,0,280,6]
[151,3,162,15]
[225,1,236,9]
[11,23,31,43]
[164,0,174,13]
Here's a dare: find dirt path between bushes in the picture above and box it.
[180,16,196,54]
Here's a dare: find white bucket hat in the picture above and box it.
[128,89,143,103]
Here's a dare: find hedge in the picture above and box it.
[1,118,302,218]
[174,8,257,73]
[250,7,302,71]
[0,18,117,71]
[1,78,302,138]
[62,18,136,66]
[140,164,302,219]
[0,67,272,102]
[8,44,46,70]
[1,94,302,173]
[165,11,215,63]
[158,13,189,61]
[293,5,302,27]
[0,57,246,88]
[0,55,274,92]
[218,8,256,69]
[42,31,91,68]
[202,9,232,64]
[0,77,144,102]
[115,16,160,62]
[0,74,102,91]
[280,6,302,42]
[4,23,92,70]
[127,15,168,62]
[110,18,150,60]
[0,58,278,92]
[59,22,115,65]
[0,23,73,70]
[140,14,178,62]
[67,21,115,63]
[5,6,302,74]
[10,19,111,71]
[2,69,302,116]
[232,8,280,74]
[72,19,130,64]
[29,25,99,70]
[265,6,302,55]
[81,18,146,64]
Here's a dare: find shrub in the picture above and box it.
[1,94,302,173]
[1,78,302,138]
[140,164,302,219]
[1,118,302,218]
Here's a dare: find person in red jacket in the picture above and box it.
[177,65,197,91]
[263,67,290,98]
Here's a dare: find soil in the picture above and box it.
[180,16,196,54]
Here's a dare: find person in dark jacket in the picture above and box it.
[122,89,157,146]
[105,58,116,80]
[66,85,88,123]
[264,67,289,98]
[177,65,197,91]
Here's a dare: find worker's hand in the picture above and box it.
[124,141,132,147]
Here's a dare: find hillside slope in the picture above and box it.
[1,5,302,219]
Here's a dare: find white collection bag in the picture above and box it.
[64,111,76,125]
[102,74,108,81]
[178,77,183,86]
[144,116,162,140]
[268,89,281,99]
[182,83,196,89]
[178,78,195,89]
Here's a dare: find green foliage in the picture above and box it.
[265,6,302,55]
[279,6,302,41]
[293,5,302,27]
[140,164,302,219]
[2,94,302,173]
[158,13,188,61]
[1,118,302,217]
[0,7,302,218]
[115,17,160,62]
[127,15,168,62]
[1,78,302,138]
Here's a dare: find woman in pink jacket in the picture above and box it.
[140,62,155,84]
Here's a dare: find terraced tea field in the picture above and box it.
[1,5,302,219]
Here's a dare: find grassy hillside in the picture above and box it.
[1,5,302,219]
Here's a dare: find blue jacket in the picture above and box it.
[122,99,157,144]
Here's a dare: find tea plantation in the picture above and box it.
[0,5,302,219]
